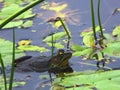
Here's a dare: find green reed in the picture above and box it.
[57,17,71,39]
[90,0,105,67]
[8,28,15,90]
[57,17,71,49]
[0,53,7,90]
[90,0,104,41]
[90,0,97,42]
[97,0,104,38]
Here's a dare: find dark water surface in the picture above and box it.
[0,0,120,90]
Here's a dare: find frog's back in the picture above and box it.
[15,56,51,72]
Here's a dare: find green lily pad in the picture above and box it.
[80,26,100,37]
[0,20,23,29]
[4,0,24,5]
[71,44,87,51]
[0,3,35,29]
[17,45,49,53]
[43,32,66,42]
[102,41,120,57]
[0,0,3,3]
[73,48,93,57]
[0,4,35,20]
[0,38,25,66]
[51,21,62,29]
[46,42,64,49]
[112,25,120,36]
[22,20,33,28]
[53,70,120,90]
[0,75,26,90]
[83,35,94,47]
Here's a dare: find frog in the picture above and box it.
[14,49,72,73]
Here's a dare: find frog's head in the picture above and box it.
[58,49,72,60]
[50,49,72,68]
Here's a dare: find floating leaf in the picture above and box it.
[112,25,120,36]
[102,42,120,57]
[0,4,20,19]
[103,33,114,43]
[0,20,23,29]
[53,70,120,90]
[80,26,100,37]
[0,38,25,66]
[46,42,64,49]
[4,0,24,5]
[71,44,87,51]
[31,30,36,32]
[22,20,33,28]
[83,35,94,47]
[43,32,66,42]
[17,45,49,53]
[73,48,93,57]
[0,4,35,20]
[0,4,35,29]
[0,76,26,90]
[0,0,3,3]
[52,21,62,28]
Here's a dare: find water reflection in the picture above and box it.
[38,1,81,26]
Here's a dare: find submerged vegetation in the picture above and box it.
[0,0,120,90]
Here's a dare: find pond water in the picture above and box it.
[0,0,120,90]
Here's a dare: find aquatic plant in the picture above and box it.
[0,0,45,29]
[0,0,45,90]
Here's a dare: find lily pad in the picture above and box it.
[0,0,3,3]
[83,35,94,47]
[0,75,26,90]
[53,70,120,90]
[0,20,23,29]
[22,20,33,28]
[43,32,66,42]
[17,45,49,53]
[51,21,62,29]
[102,41,120,57]
[0,4,35,20]
[46,42,64,49]
[73,48,93,57]
[80,26,100,37]
[0,38,25,66]
[0,3,35,29]
[71,44,87,51]
[112,25,120,36]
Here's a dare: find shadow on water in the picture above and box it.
[0,0,120,90]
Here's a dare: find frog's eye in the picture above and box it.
[59,51,64,55]
[58,49,64,55]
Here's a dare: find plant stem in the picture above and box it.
[97,0,104,38]
[57,17,71,49]
[0,54,7,90]
[51,33,55,57]
[8,28,15,90]
[0,0,45,29]
[90,0,97,42]
[57,17,71,39]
